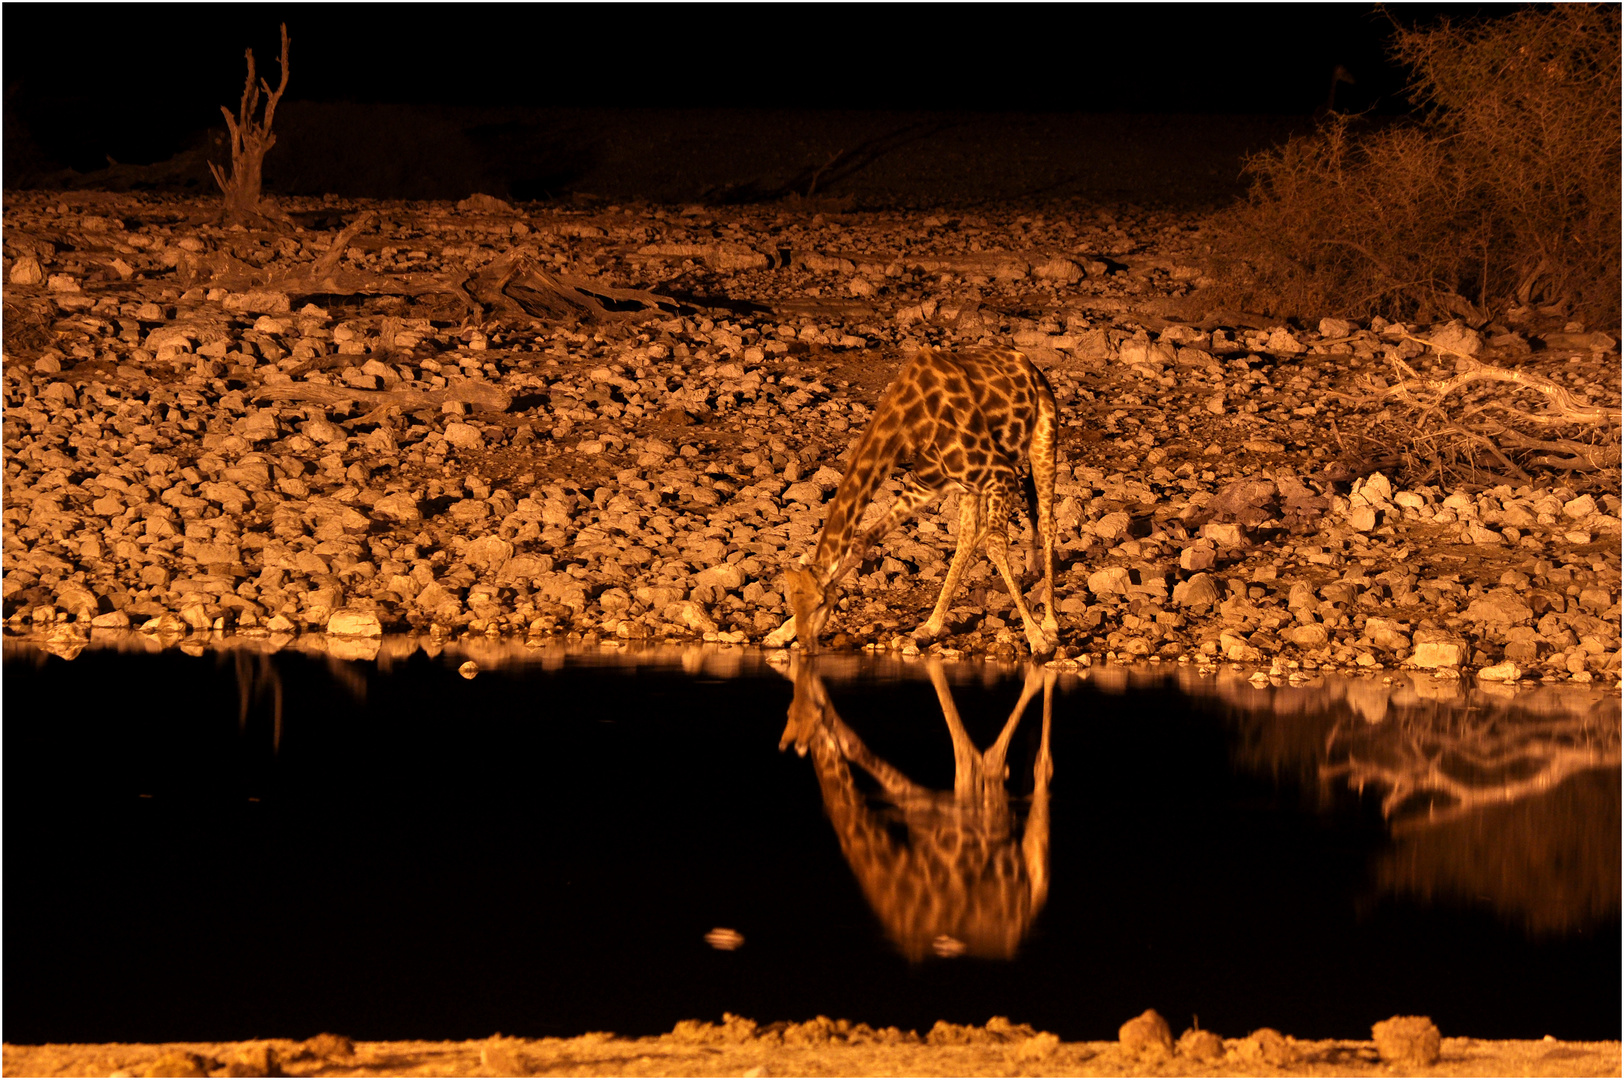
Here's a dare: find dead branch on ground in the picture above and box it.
[1338,337,1622,481]
[469,255,682,322]
[249,378,511,423]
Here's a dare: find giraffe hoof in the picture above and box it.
[1028,636,1057,660]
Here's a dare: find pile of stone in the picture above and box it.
[2,190,1617,683]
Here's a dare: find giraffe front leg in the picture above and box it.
[914,494,984,643]
[983,492,1056,659]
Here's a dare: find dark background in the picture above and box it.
[3,3,1524,202]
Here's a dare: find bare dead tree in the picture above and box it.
[210,23,291,223]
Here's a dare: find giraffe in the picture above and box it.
[780,656,1055,961]
[768,346,1060,657]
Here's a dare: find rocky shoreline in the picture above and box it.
[3,190,1619,684]
[5,1017,1620,1078]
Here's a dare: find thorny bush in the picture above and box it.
[1213,5,1621,328]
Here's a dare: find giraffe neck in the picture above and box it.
[808,395,909,580]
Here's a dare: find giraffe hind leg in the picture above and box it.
[1030,393,1059,638]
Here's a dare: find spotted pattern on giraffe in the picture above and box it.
[773,346,1062,657]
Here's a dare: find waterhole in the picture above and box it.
[4,638,1618,1044]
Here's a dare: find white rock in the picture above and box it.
[444,423,483,449]
[1318,317,1355,337]
[463,536,514,571]
[1411,641,1464,668]
[1264,327,1304,354]
[1087,567,1132,596]
[327,608,382,637]
[1478,660,1522,682]
[1428,320,1483,356]
[695,564,746,591]
[1562,494,1598,519]
[1201,523,1246,547]
[1093,511,1132,541]
[1284,623,1330,647]
[1172,572,1220,607]
[9,257,44,285]
[373,493,422,521]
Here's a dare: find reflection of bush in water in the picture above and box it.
[1376,768,1621,936]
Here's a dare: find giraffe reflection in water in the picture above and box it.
[781,658,1054,961]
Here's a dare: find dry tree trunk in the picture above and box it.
[209,23,291,224]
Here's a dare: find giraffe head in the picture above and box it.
[784,563,835,649]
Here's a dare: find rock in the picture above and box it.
[1264,327,1304,354]
[1465,592,1534,625]
[696,563,746,591]
[218,1044,278,1078]
[457,193,514,213]
[1092,511,1132,541]
[670,600,718,634]
[1411,639,1465,668]
[142,1051,209,1077]
[1033,257,1083,283]
[91,611,132,629]
[1372,1015,1441,1066]
[47,272,80,293]
[296,1033,354,1061]
[1428,321,1482,356]
[1284,623,1330,648]
[1319,317,1355,337]
[1179,544,1216,571]
[1200,522,1245,547]
[782,481,824,505]
[1361,472,1393,503]
[327,608,382,637]
[1233,1028,1299,1067]
[1172,572,1220,608]
[443,422,483,449]
[1478,660,1522,682]
[373,492,422,521]
[1088,567,1132,597]
[1117,1009,1173,1058]
[458,661,480,679]
[1176,1028,1225,1061]
[463,536,515,572]
[1563,493,1598,519]
[10,256,44,285]
[1347,505,1378,532]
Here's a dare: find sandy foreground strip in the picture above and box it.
[4,1029,1620,1078]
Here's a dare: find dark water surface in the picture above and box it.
[4,639,1618,1044]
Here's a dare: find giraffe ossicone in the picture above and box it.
[774,346,1061,657]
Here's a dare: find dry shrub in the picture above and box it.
[1214,5,1621,327]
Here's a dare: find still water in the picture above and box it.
[4,637,1618,1044]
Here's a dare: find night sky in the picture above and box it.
[5,3,1519,175]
